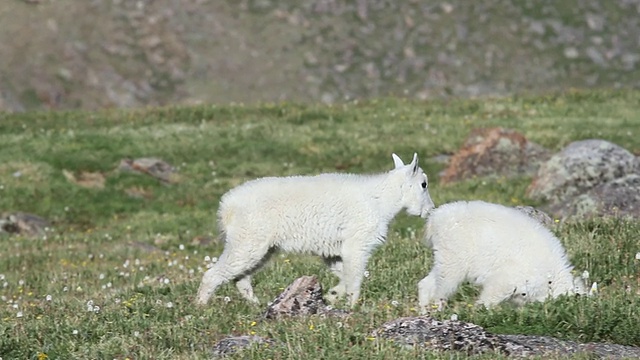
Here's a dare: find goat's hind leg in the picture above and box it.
[235,275,260,304]
[196,242,270,305]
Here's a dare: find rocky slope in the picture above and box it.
[1,0,640,111]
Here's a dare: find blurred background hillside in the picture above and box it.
[1,0,640,112]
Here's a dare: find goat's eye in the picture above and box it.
[421,181,427,189]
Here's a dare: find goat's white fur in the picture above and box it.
[196,153,435,307]
[418,201,585,312]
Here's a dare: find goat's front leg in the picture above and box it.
[323,257,346,304]
[340,250,371,308]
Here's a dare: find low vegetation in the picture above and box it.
[0,90,639,359]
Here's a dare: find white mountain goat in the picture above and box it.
[418,201,586,312]
[196,153,435,307]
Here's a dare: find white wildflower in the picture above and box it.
[45,295,52,301]
[363,271,370,278]
[223,296,231,303]
[450,314,459,321]
[635,252,640,260]
[72,329,78,335]
[391,300,399,307]
[16,311,23,318]
[581,270,589,280]
[590,282,598,296]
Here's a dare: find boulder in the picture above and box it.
[526,140,636,204]
[550,174,640,220]
[263,276,349,320]
[440,128,550,185]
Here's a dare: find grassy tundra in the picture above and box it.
[0,90,639,359]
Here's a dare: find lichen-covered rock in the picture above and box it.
[551,174,640,220]
[211,335,275,357]
[118,157,179,184]
[526,140,636,204]
[263,276,349,320]
[374,316,640,359]
[514,205,555,227]
[0,212,50,237]
[501,334,640,360]
[440,128,550,185]
[373,316,536,357]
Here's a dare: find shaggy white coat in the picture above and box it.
[418,201,585,312]
[197,153,435,307]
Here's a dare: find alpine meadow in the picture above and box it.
[1,90,639,359]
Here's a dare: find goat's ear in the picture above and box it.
[392,153,405,169]
[409,152,419,174]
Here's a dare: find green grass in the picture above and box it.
[1,90,639,359]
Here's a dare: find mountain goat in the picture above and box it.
[196,153,435,307]
[418,201,585,312]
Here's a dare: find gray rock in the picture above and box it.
[373,316,536,357]
[0,212,50,237]
[514,206,555,227]
[502,334,640,360]
[551,174,640,220]
[374,316,640,358]
[440,128,551,185]
[211,335,275,357]
[526,140,636,205]
[263,276,349,320]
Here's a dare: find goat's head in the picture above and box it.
[391,152,435,218]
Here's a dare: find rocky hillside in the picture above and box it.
[1,0,640,111]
